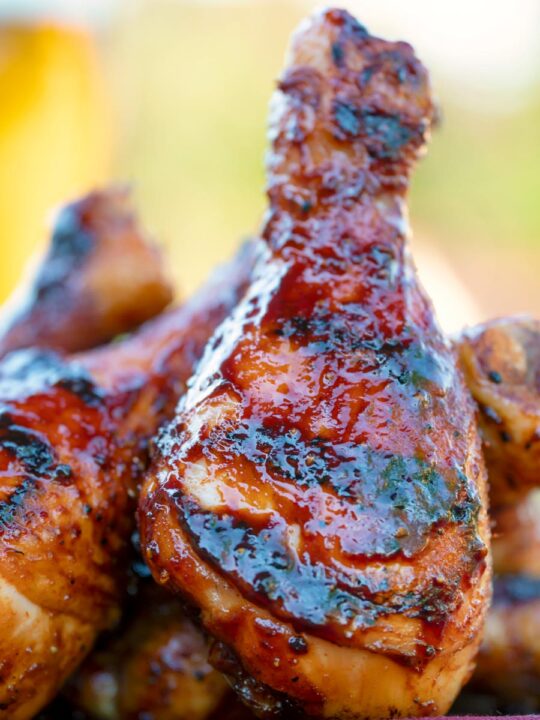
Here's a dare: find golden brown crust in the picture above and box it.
[0,188,173,357]
[140,9,490,718]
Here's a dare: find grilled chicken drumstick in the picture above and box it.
[457,316,540,710]
[0,186,204,720]
[139,9,490,719]
[0,188,172,357]
[0,187,249,720]
[0,237,257,719]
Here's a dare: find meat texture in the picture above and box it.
[0,235,256,719]
[0,188,173,357]
[457,317,540,710]
[140,9,490,719]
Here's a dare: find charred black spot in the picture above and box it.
[334,100,360,137]
[333,102,416,158]
[380,50,421,86]
[35,204,94,299]
[362,111,415,160]
[331,42,345,67]
[488,370,503,384]
[288,636,308,655]
[55,464,73,482]
[0,423,54,476]
[358,65,375,88]
[56,376,103,406]
[0,478,36,527]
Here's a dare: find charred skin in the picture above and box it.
[0,242,256,719]
[0,188,173,357]
[457,317,540,708]
[457,316,540,508]
[0,350,132,719]
[140,10,490,719]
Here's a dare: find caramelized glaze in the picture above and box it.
[140,9,490,718]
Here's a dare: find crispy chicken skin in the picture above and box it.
[0,188,173,357]
[139,9,490,719]
[0,241,256,720]
[457,316,540,508]
[456,317,540,709]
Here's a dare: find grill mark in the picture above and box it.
[56,377,103,406]
[193,418,478,558]
[176,492,482,662]
[0,418,60,528]
[0,422,55,477]
[0,349,103,406]
[0,350,104,528]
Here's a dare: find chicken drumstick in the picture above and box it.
[0,188,172,357]
[140,10,490,719]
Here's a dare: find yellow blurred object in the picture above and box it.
[0,22,111,302]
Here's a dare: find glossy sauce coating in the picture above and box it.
[140,9,490,719]
[0,188,173,357]
[0,240,256,719]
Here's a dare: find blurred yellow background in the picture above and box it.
[0,19,111,299]
[0,0,538,333]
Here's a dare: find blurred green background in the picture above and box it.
[0,0,539,332]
